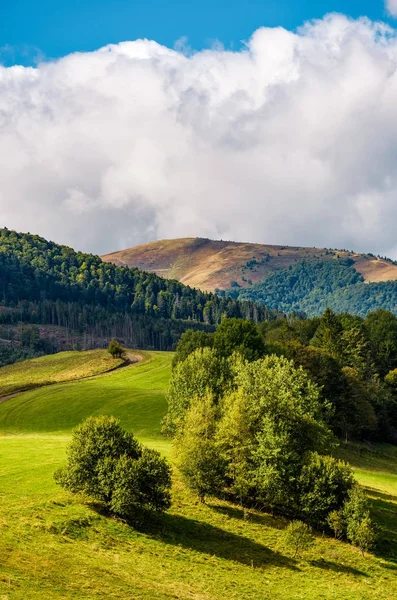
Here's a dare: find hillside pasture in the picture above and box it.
[0,350,171,438]
[0,350,128,398]
[0,350,396,599]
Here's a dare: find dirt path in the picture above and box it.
[0,351,145,405]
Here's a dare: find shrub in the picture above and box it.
[298,453,355,528]
[108,339,125,359]
[110,450,172,519]
[327,510,345,539]
[344,486,377,554]
[285,521,314,558]
[55,416,171,520]
[348,515,377,556]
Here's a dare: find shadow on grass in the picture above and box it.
[134,511,299,571]
[209,502,287,530]
[87,500,298,570]
[365,488,397,563]
[310,559,369,577]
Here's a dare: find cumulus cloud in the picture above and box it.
[2,14,397,256]
[386,0,397,17]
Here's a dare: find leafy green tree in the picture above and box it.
[327,509,345,539]
[55,416,171,519]
[310,308,343,358]
[176,395,225,502]
[172,329,214,367]
[340,368,377,440]
[349,515,377,556]
[365,309,397,376]
[110,449,171,520]
[107,339,126,359]
[218,356,335,514]
[341,327,374,379]
[216,387,256,507]
[213,318,265,361]
[282,342,344,426]
[163,347,229,435]
[298,454,354,528]
[285,521,314,558]
[343,486,376,555]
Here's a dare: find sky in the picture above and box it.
[2,1,397,256]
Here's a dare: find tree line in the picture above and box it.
[170,310,397,444]
[162,316,381,551]
[0,228,277,361]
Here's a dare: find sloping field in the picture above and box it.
[0,350,171,439]
[0,350,127,398]
[0,350,396,599]
[102,237,397,292]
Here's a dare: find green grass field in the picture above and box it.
[0,350,127,397]
[0,350,396,599]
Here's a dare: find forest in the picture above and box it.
[0,228,275,365]
[228,258,397,316]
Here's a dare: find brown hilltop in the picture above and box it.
[101,237,397,293]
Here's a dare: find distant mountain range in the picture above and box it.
[102,238,397,316]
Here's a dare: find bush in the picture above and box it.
[55,416,172,520]
[108,339,125,359]
[327,510,345,539]
[110,449,172,519]
[285,521,314,558]
[348,515,377,556]
[344,486,377,554]
[298,453,355,528]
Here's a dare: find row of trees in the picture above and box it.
[55,315,380,554]
[171,311,397,443]
[162,317,381,551]
[56,411,375,554]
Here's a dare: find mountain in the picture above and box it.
[102,237,397,316]
[102,237,397,292]
[0,228,272,365]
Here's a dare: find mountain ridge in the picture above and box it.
[102,237,397,292]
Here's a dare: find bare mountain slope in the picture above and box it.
[102,238,397,292]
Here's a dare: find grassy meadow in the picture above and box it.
[0,350,396,599]
[0,350,128,398]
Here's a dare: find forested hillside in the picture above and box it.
[103,237,397,317]
[231,259,397,316]
[0,228,273,364]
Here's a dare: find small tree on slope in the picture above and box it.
[55,416,171,520]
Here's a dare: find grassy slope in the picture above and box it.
[0,350,127,397]
[102,237,397,292]
[0,350,171,441]
[0,351,396,599]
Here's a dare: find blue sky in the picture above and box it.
[0,0,393,66]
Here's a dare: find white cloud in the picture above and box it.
[2,14,397,257]
[386,0,397,17]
